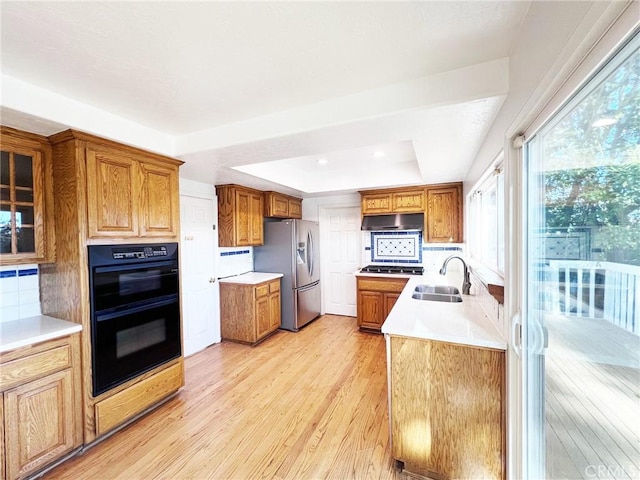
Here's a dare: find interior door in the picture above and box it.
[180,194,220,357]
[320,206,360,316]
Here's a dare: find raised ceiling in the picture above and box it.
[0,1,530,196]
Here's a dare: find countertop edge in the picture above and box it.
[218,272,285,285]
[380,274,507,351]
[0,315,82,354]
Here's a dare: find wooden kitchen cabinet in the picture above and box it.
[356,276,408,332]
[85,144,180,239]
[425,182,463,243]
[389,335,505,479]
[220,278,281,344]
[1,334,82,480]
[217,185,264,246]
[360,186,424,215]
[42,129,183,445]
[264,191,302,219]
[0,127,55,265]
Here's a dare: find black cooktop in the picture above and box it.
[360,264,424,275]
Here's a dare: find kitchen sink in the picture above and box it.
[413,284,460,295]
[411,292,463,302]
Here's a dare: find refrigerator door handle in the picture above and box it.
[308,231,314,277]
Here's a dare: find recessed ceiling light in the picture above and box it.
[592,118,618,127]
[373,151,385,158]
[317,158,328,165]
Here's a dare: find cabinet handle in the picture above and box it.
[209,278,216,284]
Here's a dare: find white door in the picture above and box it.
[320,206,360,316]
[180,195,220,357]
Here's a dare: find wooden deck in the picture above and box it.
[44,315,402,480]
[545,313,640,479]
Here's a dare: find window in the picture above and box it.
[468,154,505,275]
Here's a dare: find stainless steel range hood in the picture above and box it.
[361,213,424,231]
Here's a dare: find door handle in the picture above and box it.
[511,312,521,358]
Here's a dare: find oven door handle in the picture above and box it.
[93,260,177,274]
[95,295,178,322]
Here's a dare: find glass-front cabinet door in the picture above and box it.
[523,34,639,479]
[0,127,52,264]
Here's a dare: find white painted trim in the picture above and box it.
[174,58,509,155]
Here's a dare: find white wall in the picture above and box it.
[301,193,360,221]
[464,1,625,188]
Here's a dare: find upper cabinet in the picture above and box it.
[360,183,463,243]
[85,144,180,239]
[426,183,463,243]
[49,130,182,242]
[217,185,264,247]
[360,187,425,215]
[264,191,302,219]
[0,127,55,265]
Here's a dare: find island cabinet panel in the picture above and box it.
[426,183,463,243]
[217,185,264,246]
[389,336,505,480]
[356,276,408,332]
[0,127,55,265]
[1,334,82,480]
[264,191,303,219]
[220,278,281,344]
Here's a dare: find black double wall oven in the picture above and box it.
[88,243,181,396]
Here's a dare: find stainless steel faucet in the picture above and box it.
[439,255,471,295]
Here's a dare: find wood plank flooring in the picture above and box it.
[545,314,640,479]
[44,315,402,480]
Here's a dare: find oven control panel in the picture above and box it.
[112,245,168,260]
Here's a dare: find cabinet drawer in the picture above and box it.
[95,361,183,436]
[1,344,71,391]
[269,280,280,293]
[255,284,270,298]
[357,277,408,294]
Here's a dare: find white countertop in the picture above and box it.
[218,272,284,285]
[0,315,82,353]
[381,272,506,350]
[354,270,417,279]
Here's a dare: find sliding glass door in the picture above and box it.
[523,33,639,479]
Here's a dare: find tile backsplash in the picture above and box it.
[218,247,254,278]
[362,231,464,271]
[0,264,41,322]
[369,231,422,264]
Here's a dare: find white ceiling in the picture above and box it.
[0,1,530,197]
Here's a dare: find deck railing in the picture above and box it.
[538,260,639,335]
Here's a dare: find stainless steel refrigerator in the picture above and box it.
[254,219,321,331]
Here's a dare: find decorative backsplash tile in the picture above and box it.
[370,231,422,264]
[218,247,253,278]
[0,264,41,323]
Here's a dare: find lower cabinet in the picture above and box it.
[220,278,281,344]
[388,335,505,480]
[0,334,82,480]
[356,276,408,331]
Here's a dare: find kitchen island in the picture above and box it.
[382,272,506,480]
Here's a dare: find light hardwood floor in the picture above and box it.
[45,315,402,480]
